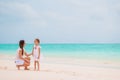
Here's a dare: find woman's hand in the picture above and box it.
[24,57,30,63]
[25,52,32,57]
[24,59,29,62]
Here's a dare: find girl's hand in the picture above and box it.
[38,57,40,59]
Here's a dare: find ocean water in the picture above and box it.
[0,44,120,62]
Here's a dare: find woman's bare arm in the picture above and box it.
[25,52,32,57]
[19,50,25,60]
[19,50,30,63]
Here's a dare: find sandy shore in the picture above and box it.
[0,56,120,80]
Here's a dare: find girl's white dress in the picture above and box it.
[15,48,25,65]
[33,45,41,61]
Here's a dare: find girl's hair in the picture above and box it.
[19,40,25,56]
[35,38,40,43]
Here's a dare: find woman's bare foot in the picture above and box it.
[17,65,20,70]
[24,68,30,70]
[24,66,30,70]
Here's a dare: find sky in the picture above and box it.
[0,0,120,43]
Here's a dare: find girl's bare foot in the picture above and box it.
[37,69,40,71]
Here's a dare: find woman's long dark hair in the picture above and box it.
[19,40,25,56]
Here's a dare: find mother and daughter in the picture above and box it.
[15,38,41,71]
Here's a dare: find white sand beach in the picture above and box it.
[0,55,120,80]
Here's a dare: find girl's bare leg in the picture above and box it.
[34,61,36,71]
[37,61,40,71]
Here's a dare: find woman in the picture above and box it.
[15,40,31,70]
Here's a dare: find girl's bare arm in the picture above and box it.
[38,48,40,59]
[31,48,34,56]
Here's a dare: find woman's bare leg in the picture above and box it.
[16,58,31,70]
[24,61,30,70]
[16,65,20,70]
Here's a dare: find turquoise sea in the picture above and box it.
[0,44,120,62]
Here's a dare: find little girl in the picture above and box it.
[32,39,41,71]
